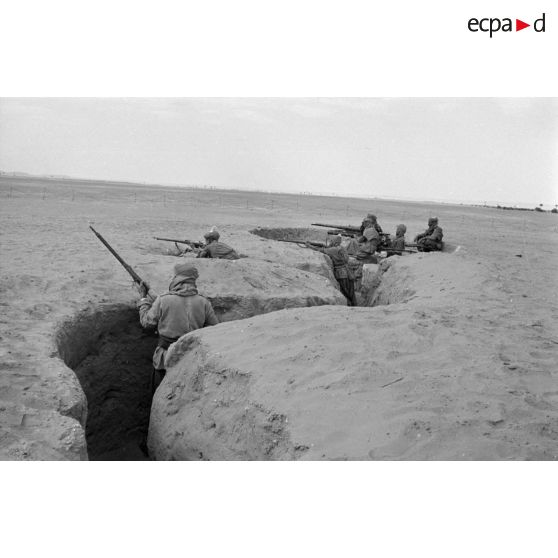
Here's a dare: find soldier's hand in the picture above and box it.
[137,281,149,298]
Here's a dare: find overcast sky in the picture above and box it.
[1,98,556,206]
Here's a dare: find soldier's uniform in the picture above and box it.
[197,230,240,260]
[311,236,357,306]
[387,224,407,256]
[355,226,380,264]
[415,218,443,252]
[138,263,218,393]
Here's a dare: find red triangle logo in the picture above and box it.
[516,19,530,31]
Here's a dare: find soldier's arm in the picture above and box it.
[428,227,443,242]
[138,296,161,329]
[200,248,213,258]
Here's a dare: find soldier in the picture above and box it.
[197,229,240,260]
[137,262,218,394]
[386,224,407,256]
[355,224,380,264]
[359,213,383,236]
[306,235,357,306]
[414,217,444,252]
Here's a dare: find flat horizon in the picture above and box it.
[0,168,553,210]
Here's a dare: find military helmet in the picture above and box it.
[204,230,220,241]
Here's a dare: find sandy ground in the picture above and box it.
[1,176,557,459]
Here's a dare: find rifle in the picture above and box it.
[312,222,361,234]
[90,226,156,301]
[154,237,204,249]
[386,248,418,254]
[326,229,357,238]
[316,223,391,246]
[277,239,327,248]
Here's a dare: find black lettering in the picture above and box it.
[534,13,545,32]
[479,18,489,32]
[489,18,501,38]
[501,18,512,32]
[468,18,479,32]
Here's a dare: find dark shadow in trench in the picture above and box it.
[56,305,156,460]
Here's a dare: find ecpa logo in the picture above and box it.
[468,12,546,37]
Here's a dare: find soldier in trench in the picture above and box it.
[386,224,407,256]
[359,213,383,236]
[136,262,219,394]
[306,234,358,306]
[355,223,380,264]
[196,228,240,260]
[414,217,444,252]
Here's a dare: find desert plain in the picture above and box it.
[1,175,557,460]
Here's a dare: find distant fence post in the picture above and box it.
[42,187,46,200]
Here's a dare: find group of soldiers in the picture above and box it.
[307,213,444,306]
[139,215,443,394]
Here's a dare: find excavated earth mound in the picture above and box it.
[149,253,558,460]
[192,258,346,321]
[241,228,337,282]
[140,227,337,283]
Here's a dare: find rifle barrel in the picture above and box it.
[90,226,149,289]
[311,222,361,232]
[154,237,202,247]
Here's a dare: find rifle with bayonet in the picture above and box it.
[90,226,156,301]
[153,236,205,249]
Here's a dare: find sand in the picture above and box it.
[1,175,557,460]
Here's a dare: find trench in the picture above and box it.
[56,305,156,460]
[250,226,384,307]
[56,227,399,460]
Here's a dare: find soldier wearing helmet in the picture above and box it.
[197,228,240,260]
[359,213,383,236]
[386,224,407,256]
[414,217,443,252]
